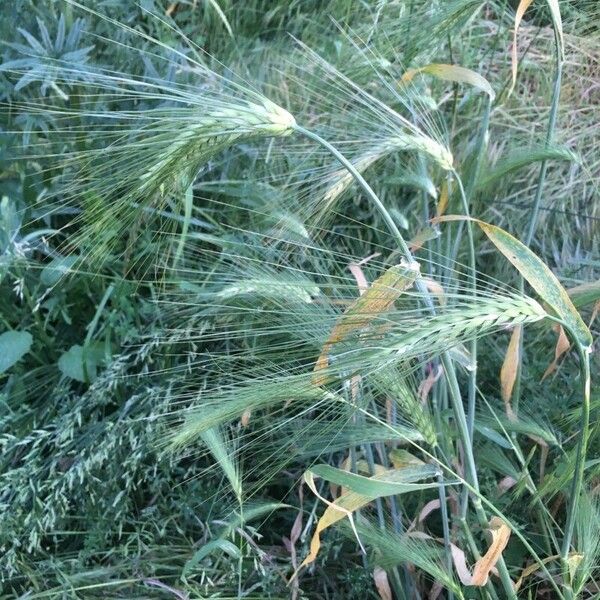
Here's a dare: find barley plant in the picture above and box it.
[0,0,598,598]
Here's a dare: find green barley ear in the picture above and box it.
[371,367,437,447]
[60,96,295,267]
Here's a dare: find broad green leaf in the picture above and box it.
[476,146,577,191]
[58,343,104,382]
[434,216,592,347]
[403,63,495,100]
[307,463,441,497]
[182,539,241,577]
[477,221,592,347]
[0,331,33,373]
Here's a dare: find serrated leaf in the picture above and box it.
[0,331,33,373]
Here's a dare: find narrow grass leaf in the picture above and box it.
[403,63,495,100]
[510,0,535,96]
[434,216,593,347]
[313,261,420,384]
[500,325,521,418]
[182,539,241,578]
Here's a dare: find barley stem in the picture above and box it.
[296,124,518,599]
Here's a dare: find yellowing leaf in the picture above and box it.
[388,449,424,469]
[542,324,570,380]
[402,63,495,100]
[313,261,419,385]
[500,325,522,419]
[433,216,592,348]
[436,180,449,217]
[471,517,512,586]
[298,464,441,571]
[510,0,535,96]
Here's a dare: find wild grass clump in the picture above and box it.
[0,1,598,598]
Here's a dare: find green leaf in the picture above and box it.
[0,331,33,373]
[567,280,600,310]
[182,539,241,578]
[476,221,592,347]
[476,146,577,191]
[434,217,592,348]
[58,343,104,383]
[41,256,78,286]
[403,63,495,100]
[307,463,442,497]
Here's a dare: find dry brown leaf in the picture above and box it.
[373,567,393,600]
[500,325,522,420]
[349,263,369,296]
[240,408,252,427]
[542,324,570,380]
[418,364,443,402]
[471,517,512,586]
[515,555,559,590]
[388,449,424,469]
[498,476,518,496]
[407,499,441,532]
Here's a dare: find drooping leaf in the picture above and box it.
[433,216,592,347]
[313,261,420,384]
[0,330,33,373]
[500,325,521,418]
[476,146,577,191]
[403,63,495,100]
[182,539,241,578]
[471,518,512,586]
[542,324,570,380]
[299,463,443,569]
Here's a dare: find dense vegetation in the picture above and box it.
[1,1,598,598]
